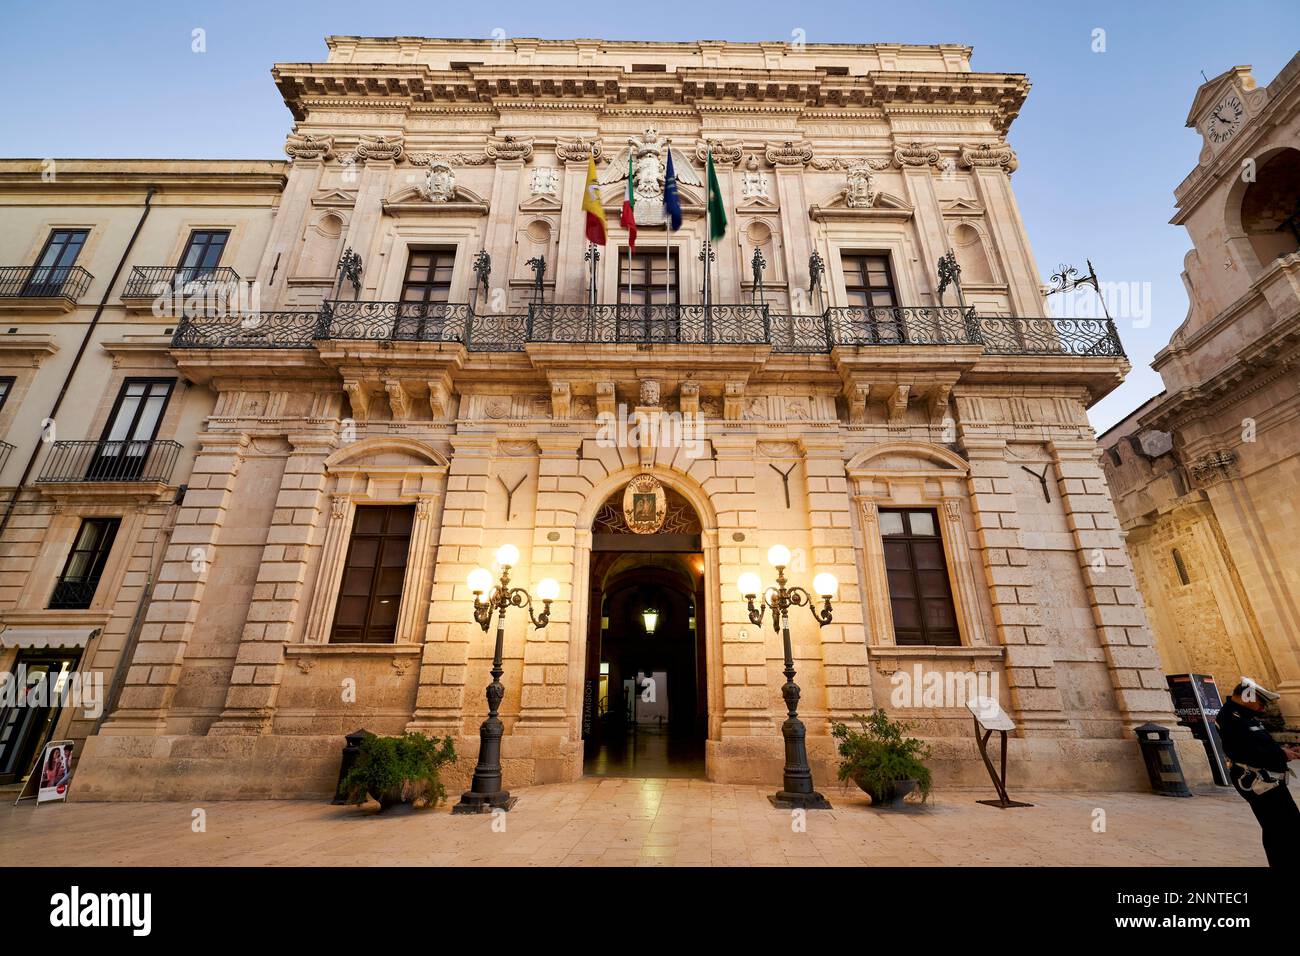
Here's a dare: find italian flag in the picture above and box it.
[620,153,637,254]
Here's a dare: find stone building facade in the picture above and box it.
[1100,55,1300,721]
[0,37,1200,800]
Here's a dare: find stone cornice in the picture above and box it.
[273,61,1030,133]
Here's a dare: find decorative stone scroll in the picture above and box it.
[959,143,1018,173]
[893,142,941,167]
[555,138,602,162]
[485,135,534,162]
[408,150,491,167]
[353,134,405,163]
[284,133,335,161]
[696,139,743,165]
[810,155,890,171]
[765,141,814,167]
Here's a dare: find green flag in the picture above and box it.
[706,152,727,242]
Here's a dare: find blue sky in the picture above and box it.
[2,1,1297,431]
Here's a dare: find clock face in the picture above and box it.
[1205,93,1245,146]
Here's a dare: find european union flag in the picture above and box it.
[663,150,683,231]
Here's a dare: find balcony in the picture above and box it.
[37,439,182,488]
[0,265,94,311]
[170,301,1125,358]
[320,300,471,344]
[170,310,320,349]
[527,304,770,347]
[0,439,14,473]
[120,266,244,315]
[977,315,1125,357]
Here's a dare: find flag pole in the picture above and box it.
[703,148,710,309]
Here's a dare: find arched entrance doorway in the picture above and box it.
[1239,147,1300,268]
[581,483,707,778]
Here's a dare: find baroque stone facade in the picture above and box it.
[0,37,1201,800]
[1101,55,1300,720]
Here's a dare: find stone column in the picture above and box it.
[960,435,1074,736]
[483,158,524,304]
[345,157,396,299]
[209,434,334,735]
[802,436,875,723]
[98,433,249,733]
[256,158,326,309]
[1048,438,1179,727]
[772,164,812,309]
[408,435,494,734]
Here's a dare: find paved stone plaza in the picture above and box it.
[1,779,1269,866]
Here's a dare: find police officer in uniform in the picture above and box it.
[1216,677,1299,867]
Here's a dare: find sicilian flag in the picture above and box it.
[582,156,606,246]
[663,150,682,231]
[620,153,637,253]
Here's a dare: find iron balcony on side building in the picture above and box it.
[0,265,94,311]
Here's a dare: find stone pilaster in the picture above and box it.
[801,436,874,723]
[699,433,772,735]
[1048,438,1178,727]
[408,435,493,734]
[98,433,249,734]
[515,434,581,733]
[209,434,335,735]
[961,435,1074,736]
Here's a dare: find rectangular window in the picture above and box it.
[88,378,175,480]
[880,508,960,647]
[0,376,14,413]
[49,518,120,609]
[401,249,456,306]
[617,248,679,305]
[841,253,898,309]
[24,229,89,296]
[177,230,229,282]
[330,505,415,644]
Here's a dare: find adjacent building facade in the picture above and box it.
[1101,55,1300,722]
[0,37,1200,801]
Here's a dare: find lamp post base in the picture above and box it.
[452,790,519,814]
[769,790,832,810]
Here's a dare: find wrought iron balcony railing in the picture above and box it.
[0,439,14,473]
[169,300,1126,359]
[48,579,100,610]
[977,315,1125,357]
[121,265,243,299]
[320,300,472,343]
[527,304,771,346]
[37,439,183,484]
[824,306,983,347]
[0,265,94,302]
[171,310,320,349]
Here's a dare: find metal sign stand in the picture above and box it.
[968,698,1033,809]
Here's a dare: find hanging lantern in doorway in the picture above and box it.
[641,606,660,636]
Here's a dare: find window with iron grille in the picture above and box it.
[49,518,120,609]
[880,508,960,646]
[330,505,415,644]
[841,253,899,308]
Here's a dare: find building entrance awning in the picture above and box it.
[0,626,99,651]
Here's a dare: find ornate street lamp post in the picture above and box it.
[453,544,559,814]
[739,545,839,810]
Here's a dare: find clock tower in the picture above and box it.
[1186,64,1259,158]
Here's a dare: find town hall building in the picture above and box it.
[0,37,1201,800]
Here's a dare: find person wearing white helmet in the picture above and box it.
[1215,677,1300,867]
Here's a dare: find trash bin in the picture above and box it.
[1134,723,1192,797]
[332,728,373,805]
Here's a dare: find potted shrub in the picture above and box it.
[340,732,457,812]
[830,710,932,807]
